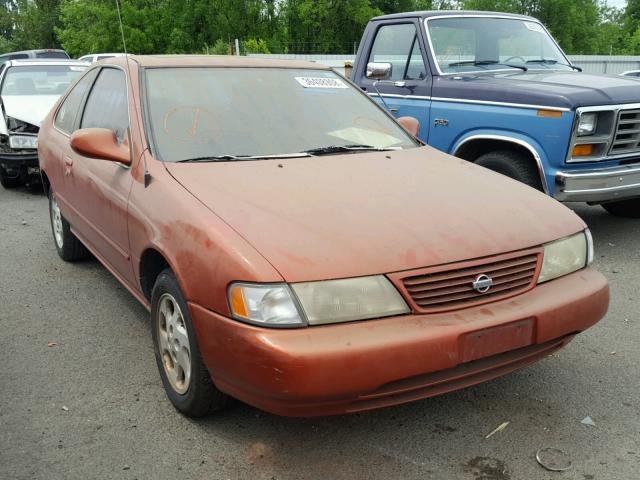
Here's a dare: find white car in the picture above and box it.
[78,53,126,63]
[0,59,87,188]
[621,70,640,78]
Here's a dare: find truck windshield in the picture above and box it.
[426,17,572,74]
[143,67,417,161]
[1,65,86,96]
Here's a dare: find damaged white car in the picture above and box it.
[0,59,86,188]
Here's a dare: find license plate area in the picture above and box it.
[460,319,535,363]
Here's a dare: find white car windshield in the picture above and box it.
[143,67,417,161]
[427,17,572,74]
[1,65,86,96]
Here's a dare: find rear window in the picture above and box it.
[36,51,69,59]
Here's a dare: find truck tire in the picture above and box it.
[475,150,543,191]
[0,168,20,188]
[49,188,88,261]
[151,269,230,417]
[601,198,640,218]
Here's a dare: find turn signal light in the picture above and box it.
[573,144,593,157]
[537,109,563,118]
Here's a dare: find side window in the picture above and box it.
[368,23,426,81]
[55,69,99,135]
[81,68,128,142]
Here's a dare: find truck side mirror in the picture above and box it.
[366,62,392,80]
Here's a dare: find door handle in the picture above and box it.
[390,108,399,113]
[63,156,73,176]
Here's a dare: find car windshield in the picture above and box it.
[426,17,572,74]
[1,65,86,96]
[143,67,417,161]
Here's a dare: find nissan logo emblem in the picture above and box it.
[472,274,493,293]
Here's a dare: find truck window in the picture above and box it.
[368,24,426,81]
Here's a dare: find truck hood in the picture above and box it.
[433,71,640,109]
[165,147,584,283]
[1,95,60,127]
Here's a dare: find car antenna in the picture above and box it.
[115,0,151,188]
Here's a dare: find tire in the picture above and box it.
[0,168,20,188]
[601,198,640,218]
[48,188,88,261]
[475,150,543,191]
[151,269,229,417]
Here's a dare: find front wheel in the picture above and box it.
[475,150,543,191]
[0,168,20,188]
[151,269,230,417]
[601,198,640,218]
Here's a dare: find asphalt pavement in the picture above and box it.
[1,185,639,480]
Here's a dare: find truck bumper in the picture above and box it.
[190,268,608,417]
[555,163,640,203]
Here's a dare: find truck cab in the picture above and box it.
[352,11,640,217]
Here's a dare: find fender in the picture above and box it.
[451,130,551,194]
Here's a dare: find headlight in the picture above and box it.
[9,135,38,149]
[291,276,409,325]
[538,230,591,284]
[577,112,597,136]
[228,275,409,327]
[228,283,303,327]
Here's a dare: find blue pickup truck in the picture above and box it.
[352,10,640,217]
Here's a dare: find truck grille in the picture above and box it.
[610,109,640,155]
[398,250,541,313]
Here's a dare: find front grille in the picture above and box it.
[399,251,541,313]
[610,109,640,155]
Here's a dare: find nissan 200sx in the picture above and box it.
[38,55,608,417]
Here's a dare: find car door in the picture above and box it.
[65,67,135,285]
[357,21,432,141]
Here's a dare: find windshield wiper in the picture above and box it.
[526,59,582,72]
[303,144,398,156]
[177,152,312,163]
[447,60,527,71]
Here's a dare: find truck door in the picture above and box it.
[356,21,432,142]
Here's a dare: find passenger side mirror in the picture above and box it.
[397,116,420,138]
[366,62,392,80]
[70,128,131,165]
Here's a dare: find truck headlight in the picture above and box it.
[9,135,38,149]
[577,112,597,136]
[229,276,409,327]
[538,230,592,283]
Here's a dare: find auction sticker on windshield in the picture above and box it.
[295,77,348,89]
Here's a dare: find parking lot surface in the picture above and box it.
[1,185,639,480]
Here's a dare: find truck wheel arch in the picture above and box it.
[452,135,549,194]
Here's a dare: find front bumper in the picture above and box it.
[0,151,39,174]
[555,163,640,202]
[190,268,608,417]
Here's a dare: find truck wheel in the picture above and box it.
[601,198,640,218]
[48,188,88,261]
[151,269,230,417]
[475,150,543,191]
[0,168,20,188]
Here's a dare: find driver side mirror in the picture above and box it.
[70,128,131,165]
[397,116,420,138]
[366,62,392,80]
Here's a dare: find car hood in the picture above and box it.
[433,71,640,109]
[1,95,60,127]
[165,147,585,283]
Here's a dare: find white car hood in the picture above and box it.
[1,94,60,128]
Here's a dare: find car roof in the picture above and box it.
[0,48,67,55]
[107,54,329,70]
[371,10,538,22]
[5,59,87,67]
